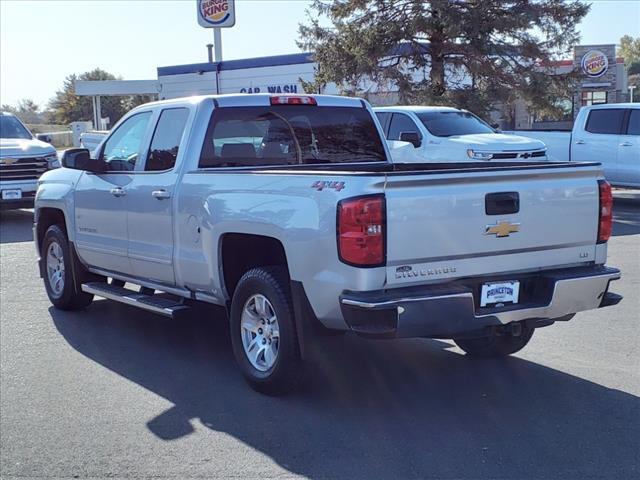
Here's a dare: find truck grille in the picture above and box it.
[491,150,547,160]
[0,156,49,181]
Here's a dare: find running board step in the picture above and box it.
[81,282,191,319]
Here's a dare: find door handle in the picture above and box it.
[620,141,634,147]
[575,140,586,145]
[151,189,171,200]
[110,187,126,197]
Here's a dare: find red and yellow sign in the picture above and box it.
[581,50,608,78]
[197,0,235,28]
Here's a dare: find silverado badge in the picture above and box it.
[485,221,520,238]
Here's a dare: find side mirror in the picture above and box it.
[61,148,105,172]
[491,123,502,133]
[36,133,53,144]
[399,131,422,148]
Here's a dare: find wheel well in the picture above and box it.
[37,208,67,248]
[221,233,289,298]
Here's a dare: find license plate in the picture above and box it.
[1,189,22,200]
[480,280,520,307]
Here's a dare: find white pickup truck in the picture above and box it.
[374,106,548,163]
[1,112,59,209]
[34,94,621,394]
[507,103,640,188]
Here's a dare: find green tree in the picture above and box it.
[1,99,45,124]
[299,0,589,117]
[47,68,128,126]
[620,35,640,69]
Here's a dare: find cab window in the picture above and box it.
[626,110,640,136]
[585,109,625,135]
[199,106,386,167]
[387,113,420,141]
[100,112,152,171]
[146,108,189,171]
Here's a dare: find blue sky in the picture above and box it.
[1,0,639,108]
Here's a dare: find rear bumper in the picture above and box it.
[340,266,621,338]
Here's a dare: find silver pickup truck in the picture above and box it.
[1,112,59,209]
[34,94,622,394]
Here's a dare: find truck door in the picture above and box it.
[74,111,153,275]
[125,107,190,284]
[617,109,640,186]
[571,108,624,182]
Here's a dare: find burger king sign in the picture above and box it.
[197,0,236,28]
[581,50,608,78]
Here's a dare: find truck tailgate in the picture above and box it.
[384,165,601,285]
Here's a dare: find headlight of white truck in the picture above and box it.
[44,153,60,169]
[467,149,493,160]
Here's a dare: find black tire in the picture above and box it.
[42,225,94,310]
[454,324,535,357]
[229,266,302,395]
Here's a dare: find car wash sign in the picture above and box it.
[197,0,235,28]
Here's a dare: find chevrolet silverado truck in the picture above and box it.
[34,94,622,394]
[506,103,640,188]
[373,106,548,163]
[1,112,59,209]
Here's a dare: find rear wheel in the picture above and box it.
[454,324,534,357]
[229,267,302,395]
[42,225,94,310]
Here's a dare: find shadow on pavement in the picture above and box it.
[612,194,640,237]
[0,209,34,244]
[51,301,640,479]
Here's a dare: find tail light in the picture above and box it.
[337,195,386,267]
[597,180,613,243]
[270,96,317,105]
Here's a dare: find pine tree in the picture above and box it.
[299,0,589,117]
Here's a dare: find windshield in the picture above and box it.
[0,115,32,140]
[417,111,494,137]
[200,105,387,167]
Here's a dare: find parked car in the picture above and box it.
[1,112,59,209]
[505,103,640,188]
[34,94,621,394]
[374,106,548,163]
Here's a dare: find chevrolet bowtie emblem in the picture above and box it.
[485,221,520,237]
[0,158,18,165]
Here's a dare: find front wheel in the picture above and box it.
[42,225,94,310]
[454,324,534,357]
[229,267,302,395]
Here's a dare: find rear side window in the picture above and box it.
[585,109,625,134]
[626,110,640,135]
[146,108,189,171]
[387,113,420,141]
[199,105,386,168]
[375,112,391,135]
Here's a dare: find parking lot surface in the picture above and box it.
[1,194,639,479]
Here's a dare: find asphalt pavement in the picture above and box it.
[1,193,638,479]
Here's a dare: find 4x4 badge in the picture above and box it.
[311,181,345,192]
